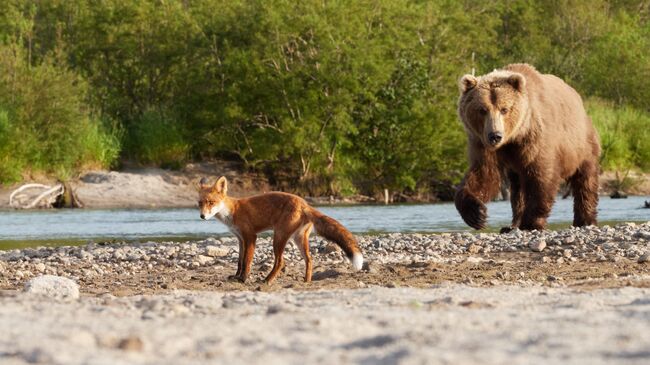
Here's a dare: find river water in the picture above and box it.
[0,196,648,244]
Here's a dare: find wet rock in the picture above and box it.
[24,275,79,300]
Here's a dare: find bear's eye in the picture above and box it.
[478,107,487,115]
[500,108,508,115]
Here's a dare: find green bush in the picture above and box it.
[0,43,120,183]
[587,99,650,172]
[125,109,189,168]
[79,117,122,171]
[0,109,24,182]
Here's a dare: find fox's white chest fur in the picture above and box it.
[213,204,242,240]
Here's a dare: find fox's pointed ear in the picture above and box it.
[214,176,228,193]
[459,74,478,94]
[198,177,210,190]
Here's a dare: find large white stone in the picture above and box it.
[24,275,80,300]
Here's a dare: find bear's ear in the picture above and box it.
[507,73,526,92]
[459,74,478,94]
[198,177,210,190]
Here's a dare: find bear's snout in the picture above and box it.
[488,132,503,146]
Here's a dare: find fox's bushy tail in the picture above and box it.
[307,208,363,271]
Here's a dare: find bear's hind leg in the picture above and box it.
[500,170,524,233]
[570,159,599,227]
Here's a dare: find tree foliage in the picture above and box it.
[0,0,648,196]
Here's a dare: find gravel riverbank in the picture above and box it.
[1,223,649,293]
[1,223,650,364]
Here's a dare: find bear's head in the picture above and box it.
[457,70,529,149]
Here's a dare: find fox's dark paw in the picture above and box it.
[455,191,487,230]
[227,274,245,283]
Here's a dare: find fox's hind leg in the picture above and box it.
[294,223,313,282]
[265,230,291,284]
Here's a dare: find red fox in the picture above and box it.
[198,176,363,283]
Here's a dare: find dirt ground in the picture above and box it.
[52,252,649,297]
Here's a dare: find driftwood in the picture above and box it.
[9,183,65,209]
[53,182,83,208]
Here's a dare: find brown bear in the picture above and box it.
[455,64,600,231]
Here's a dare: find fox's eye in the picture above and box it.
[500,107,508,114]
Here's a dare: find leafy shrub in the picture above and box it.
[124,109,189,168]
[0,43,120,183]
[587,99,650,172]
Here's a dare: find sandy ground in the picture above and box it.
[1,285,649,365]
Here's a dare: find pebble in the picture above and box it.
[205,246,229,257]
[638,253,649,263]
[530,240,547,252]
[466,257,484,264]
[117,336,144,351]
[193,255,213,266]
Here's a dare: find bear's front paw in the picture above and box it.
[455,191,487,230]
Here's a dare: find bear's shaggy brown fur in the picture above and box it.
[455,64,600,231]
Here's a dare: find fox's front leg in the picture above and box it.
[455,143,500,230]
[239,234,257,283]
[228,238,245,280]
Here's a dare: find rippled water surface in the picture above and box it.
[0,196,648,244]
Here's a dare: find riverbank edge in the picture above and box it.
[0,163,648,209]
